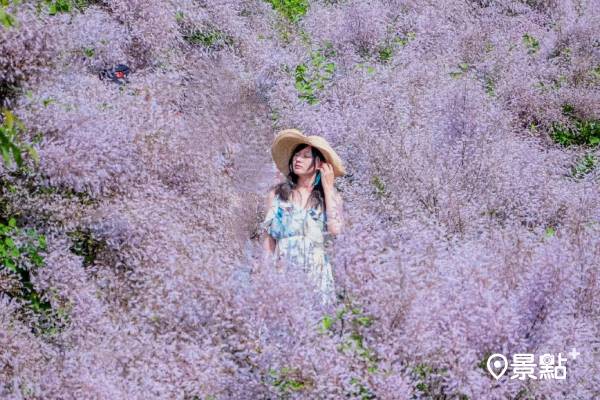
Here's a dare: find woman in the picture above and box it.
[260,128,346,305]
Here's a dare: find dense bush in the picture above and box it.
[0,0,598,398]
[0,3,56,108]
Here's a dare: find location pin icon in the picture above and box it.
[487,354,508,380]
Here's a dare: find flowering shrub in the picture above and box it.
[0,0,599,398]
[0,3,56,108]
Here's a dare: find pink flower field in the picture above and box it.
[0,0,598,399]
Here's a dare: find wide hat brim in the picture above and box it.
[271,128,346,178]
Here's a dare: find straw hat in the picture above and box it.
[271,128,346,178]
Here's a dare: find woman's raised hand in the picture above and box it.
[318,162,335,190]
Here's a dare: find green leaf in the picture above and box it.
[449,71,463,79]
[522,33,540,54]
[4,257,17,272]
[322,315,333,330]
[4,236,15,248]
[1,144,12,167]
[324,62,335,74]
[0,7,17,28]
[12,145,22,168]
[38,235,47,249]
[25,144,40,165]
[31,253,44,267]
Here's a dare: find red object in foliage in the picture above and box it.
[115,71,124,78]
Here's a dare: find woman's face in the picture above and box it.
[292,146,321,176]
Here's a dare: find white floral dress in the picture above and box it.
[260,193,336,305]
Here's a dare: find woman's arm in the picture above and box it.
[262,189,277,255]
[324,187,344,236]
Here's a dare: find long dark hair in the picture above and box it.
[270,143,326,213]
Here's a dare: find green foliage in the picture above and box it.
[0,217,50,314]
[0,191,73,337]
[522,33,539,54]
[514,386,535,400]
[265,0,309,23]
[409,357,470,399]
[267,366,312,395]
[371,175,389,198]
[371,31,415,64]
[42,97,55,107]
[415,363,435,377]
[82,46,95,58]
[294,42,336,104]
[349,376,376,400]
[183,27,234,49]
[67,228,105,267]
[354,63,376,75]
[394,31,416,47]
[377,46,393,63]
[534,75,566,93]
[411,362,452,398]
[298,28,311,46]
[446,58,498,96]
[319,299,378,399]
[37,0,96,15]
[0,109,40,171]
[591,65,600,81]
[0,1,18,29]
[47,0,71,14]
[550,104,600,147]
[273,18,293,44]
[477,351,493,371]
[98,101,112,111]
[269,108,281,122]
[570,153,597,179]
[449,61,497,97]
[548,45,571,63]
[177,13,234,51]
[271,20,312,46]
[551,74,567,89]
[483,75,496,96]
[449,62,471,79]
[36,181,97,205]
[413,361,469,399]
